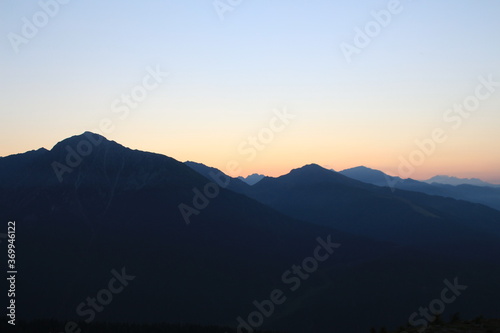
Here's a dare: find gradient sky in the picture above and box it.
[1,0,500,183]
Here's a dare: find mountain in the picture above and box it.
[187,162,500,328]
[340,166,500,211]
[0,133,407,332]
[232,164,500,257]
[188,162,500,259]
[2,133,500,333]
[184,161,251,193]
[339,166,401,187]
[0,132,198,190]
[425,175,500,187]
[238,173,266,185]
[340,166,447,193]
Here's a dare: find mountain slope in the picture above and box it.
[340,166,500,211]
[232,164,500,258]
[184,160,251,193]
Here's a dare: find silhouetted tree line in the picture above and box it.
[0,319,287,333]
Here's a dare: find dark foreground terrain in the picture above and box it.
[383,317,500,333]
[0,320,285,333]
[2,317,499,333]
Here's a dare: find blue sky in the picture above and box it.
[1,0,500,182]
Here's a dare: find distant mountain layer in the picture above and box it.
[424,175,500,187]
[238,173,266,185]
[340,166,500,211]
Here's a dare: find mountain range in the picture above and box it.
[339,166,500,212]
[1,132,499,333]
[424,175,500,187]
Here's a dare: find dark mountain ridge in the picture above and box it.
[2,132,499,333]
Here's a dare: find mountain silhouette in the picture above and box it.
[425,175,500,187]
[340,166,500,211]
[238,173,266,185]
[1,132,500,333]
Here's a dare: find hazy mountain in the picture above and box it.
[339,166,402,187]
[340,166,500,211]
[238,173,266,185]
[425,175,500,187]
[340,166,445,193]
[2,133,500,333]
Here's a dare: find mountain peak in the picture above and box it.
[346,165,377,172]
[50,132,118,154]
[294,163,325,172]
[286,163,330,177]
[238,173,265,185]
[341,165,388,175]
[272,163,365,188]
[339,166,400,187]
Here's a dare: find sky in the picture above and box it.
[1,0,500,183]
